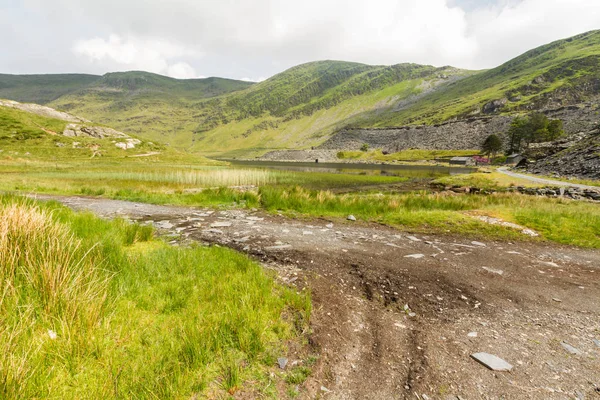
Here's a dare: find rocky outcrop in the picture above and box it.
[482,98,508,114]
[319,103,600,152]
[0,99,87,123]
[63,124,129,139]
[319,117,513,152]
[526,133,600,180]
[1,98,142,149]
[259,149,339,162]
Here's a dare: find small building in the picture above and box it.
[505,153,525,165]
[449,156,476,166]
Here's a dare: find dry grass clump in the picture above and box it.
[0,201,109,398]
[118,168,279,187]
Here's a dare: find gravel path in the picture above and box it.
[497,167,600,190]
[32,194,600,400]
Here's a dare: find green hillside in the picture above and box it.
[3,31,599,157]
[50,61,467,155]
[364,30,600,127]
[0,73,100,104]
[0,102,213,163]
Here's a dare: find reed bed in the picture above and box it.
[100,168,280,187]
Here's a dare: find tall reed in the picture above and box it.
[0,201,110,397]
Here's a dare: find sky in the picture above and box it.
[1,0,599,81]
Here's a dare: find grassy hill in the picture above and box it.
[0,100,215,163]
[363,30,600,127]
[0,73,99,104]
[2,31,600,156]
[49,61,467,155]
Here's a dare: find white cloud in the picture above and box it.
[73,34,202,78]
[3,0,600,78]
[167,62,202,79]
[240,77,266,83]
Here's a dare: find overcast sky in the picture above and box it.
[1,0,599,81]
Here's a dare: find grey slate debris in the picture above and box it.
[277,357,288,370]
[265,244,292,251]
[210,221,232,228]
[593,339,600,348]
[470,352,513,371]
[561,341,582,355]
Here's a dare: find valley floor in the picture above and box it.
[33,194,600,400]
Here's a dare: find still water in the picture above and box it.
[227,160,475,178]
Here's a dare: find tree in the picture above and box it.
[360,143,369,152]
[547,119,564,141]
[507,116,530,153]
[507,113,564,153]
[481,134,503,159]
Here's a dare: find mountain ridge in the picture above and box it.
[1,30,599,156]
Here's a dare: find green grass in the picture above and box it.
[337,149,479,161]
[1,151,598,248]
[365,30,600,127]
[0,195,310,399]
[256,186,600,248]
[0,105,68,139]
[0,73,100,104]
[433,171,546,190]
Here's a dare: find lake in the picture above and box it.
[227,160,476,178]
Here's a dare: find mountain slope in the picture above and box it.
[49,61,467,155]
[363,30,600,127]
[0,73,100,104]
[2,31,599,156]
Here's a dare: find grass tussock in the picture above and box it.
[0,196,310,398]
[112,168,279,187]
[259,186,600,248]
[0,200,111,398]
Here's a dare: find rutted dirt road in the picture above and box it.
[34,194,600,400]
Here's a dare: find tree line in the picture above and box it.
[481,112,564,159]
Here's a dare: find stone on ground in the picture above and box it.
[560,341,582,355]
[470,352,513,371]
[277,357,288,369]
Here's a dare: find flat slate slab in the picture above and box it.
[561,341,582,355]
[265,244,292,251]
[471,352,513,371]
[210,222,232,228]
[404,254,425,259]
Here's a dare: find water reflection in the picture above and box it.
[227,160,475,178]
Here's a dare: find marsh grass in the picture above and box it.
[99,168,279,187]
[258,186,600,248]
[0,196,311,398]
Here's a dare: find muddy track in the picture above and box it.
[32,194,600,400]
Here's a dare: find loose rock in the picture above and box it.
[470,352,513,371]
[277,357,288,369]
[404,254,425,259]
[561,341,582,355]
[482,267,504,275]
[347,215,356,221]
[210,222,232,228]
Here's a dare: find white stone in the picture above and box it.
[404,254,425,259]
[471,352,513,371]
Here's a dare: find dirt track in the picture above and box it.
[34,194,600,400]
